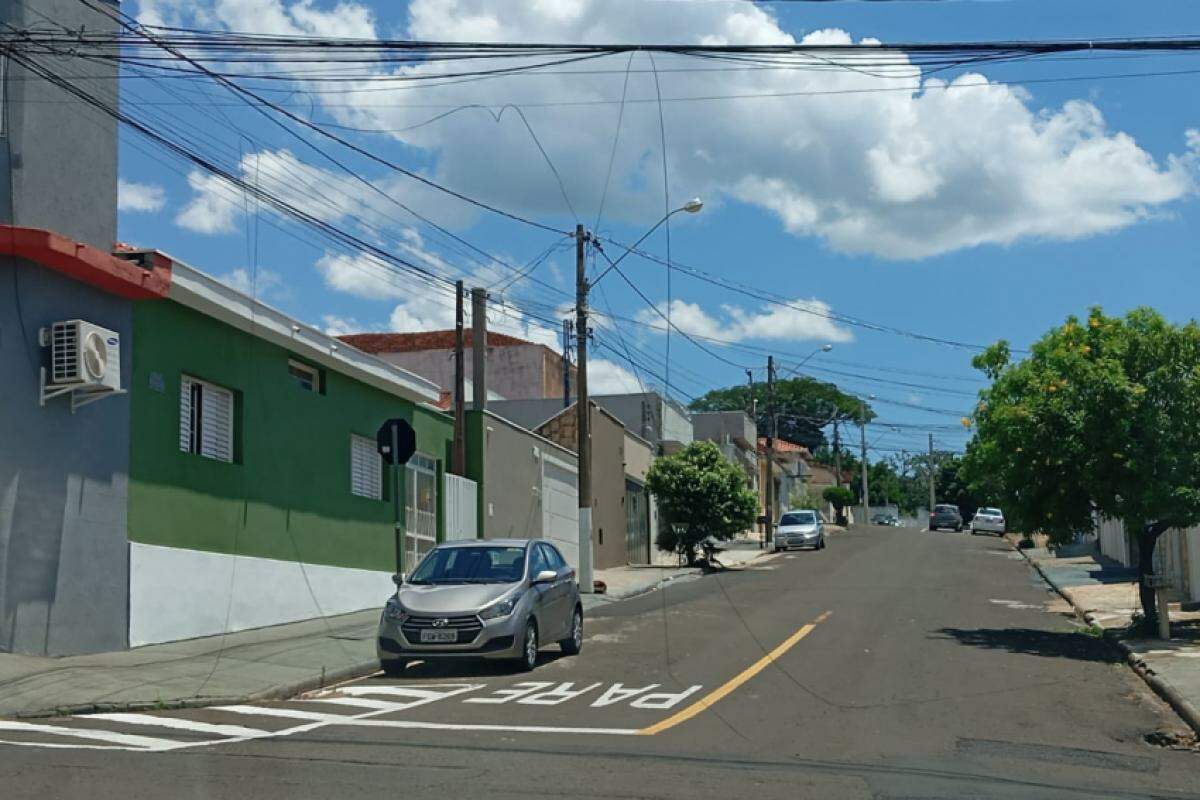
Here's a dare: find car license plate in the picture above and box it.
[420,630,457,643]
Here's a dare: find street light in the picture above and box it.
[780,343,833,379]
[860,393,876,527]
[589,198,703,288]
[572,199,703,593]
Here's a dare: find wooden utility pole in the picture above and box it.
[562,319,572,409]
[574,224,593,593]
[764,356,775,549]
[452,280,466,475]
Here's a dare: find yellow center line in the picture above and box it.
[638,610,832,736]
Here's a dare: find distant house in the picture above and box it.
[693,410,759,502]
[339,330,574,402]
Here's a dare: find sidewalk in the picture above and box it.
[0,610,379,719]
[1016,544,1200,736]
[1,535,781,719]
[585,532,787,609]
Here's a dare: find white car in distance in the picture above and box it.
[970,507,1006,536]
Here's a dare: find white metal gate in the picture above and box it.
[541,456,579,569]
[444,473,478,541]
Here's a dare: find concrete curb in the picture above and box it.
[15,545,786,720]
[13,658,381,720]
[1013,544,1200,737]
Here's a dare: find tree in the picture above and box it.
[964,307,1200,631]
[646,441,758,565]
[689,377,874,452]
[822,486,855,525]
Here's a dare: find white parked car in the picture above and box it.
[970,507,1006,536]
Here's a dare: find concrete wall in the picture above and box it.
[536,404,628,570]
[0,261,132,655]
[378,343,574,401]
[0,0,119,250]
[476,411,576,540]
[593,393,694,451]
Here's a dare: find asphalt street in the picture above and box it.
[3,526,1198,799]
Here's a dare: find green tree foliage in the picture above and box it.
[646,441,758,565]
[689,377,874,452]
[822,486,855,525]
[963,307,1200,628]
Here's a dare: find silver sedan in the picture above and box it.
[377,539,583,674]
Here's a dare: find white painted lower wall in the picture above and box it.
[129,542,393,647]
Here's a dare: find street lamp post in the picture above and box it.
[574,199,703,592]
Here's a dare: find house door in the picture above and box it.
[625,478,650,564]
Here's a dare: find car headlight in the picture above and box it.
[479,594,519,621]
[384,597,408,622]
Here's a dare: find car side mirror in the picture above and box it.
[392,572,405,587]
[533,569,557,584]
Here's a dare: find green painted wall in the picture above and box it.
[129,300,454,572]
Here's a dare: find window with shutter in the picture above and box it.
[350,434,382,499]
[179,375,235,463]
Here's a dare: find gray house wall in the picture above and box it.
[480,398,567,431]
[479,411,576,539]
[0,0,127,655]
[0,0,119,250]
[0,262,132,655]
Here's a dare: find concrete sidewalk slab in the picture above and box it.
[585,535,779,609]
[0,609,380,719]
[1016,544,1200,737]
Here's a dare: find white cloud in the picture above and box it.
[635,297,851,343]
[175,171,240,233]
[216,267,286,300]
[322,314,374,337]
[589,359,644,394]
[149,1,1200,259]
[118,179,166,213]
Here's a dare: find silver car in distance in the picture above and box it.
[377,539,583,674]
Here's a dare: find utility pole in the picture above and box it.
[859,401,869,528]
[562,319,573,409]
[471,287,487,411]
[574,224,593,593]
[452,281,466,476]
[833,420,842,488]
[928,432,936,513]
[764,356,776,549]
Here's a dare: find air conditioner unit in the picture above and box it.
[47,319,122,391]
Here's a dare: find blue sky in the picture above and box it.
[115,0,1200,459]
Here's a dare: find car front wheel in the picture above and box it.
[517,619,539,672]
[559,607,583,655]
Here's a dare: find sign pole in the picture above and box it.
[392,424,404,576]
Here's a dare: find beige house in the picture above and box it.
[536,401,655,569]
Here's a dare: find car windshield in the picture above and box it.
[935,505,958,513]
[780,511,817,525]
[407,546,526,585]
[980,507,1002,516]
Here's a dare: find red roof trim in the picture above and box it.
[1,226,171,299]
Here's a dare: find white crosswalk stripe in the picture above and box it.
[0,720,178,750]
[87,713,271,738]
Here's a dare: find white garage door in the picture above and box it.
[541,458,579,569]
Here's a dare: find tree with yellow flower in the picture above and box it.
[962,307,1200,633]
